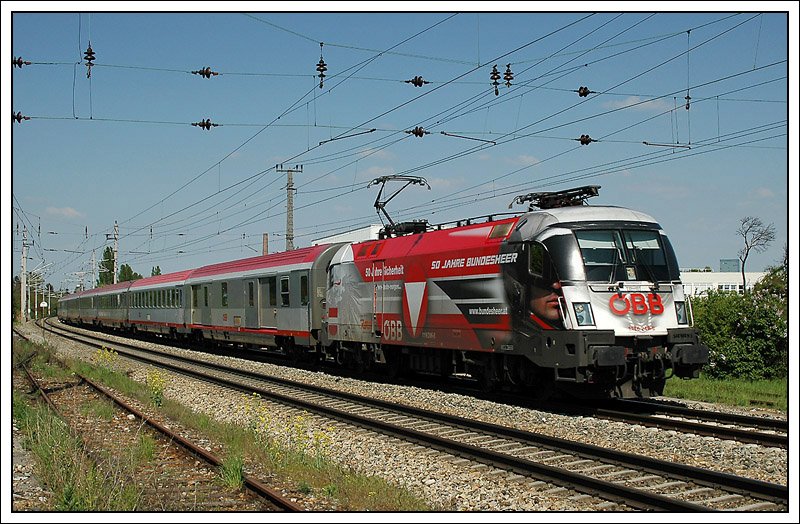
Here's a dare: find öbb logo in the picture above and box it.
[608,293,664,316]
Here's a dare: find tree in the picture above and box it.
[151,266,161,276]
[736,216,775,292]
[118,264,143,282]
[754,243,788,318]
[12,276,21,323]
[97,246,115,287]
[692,290,787,380]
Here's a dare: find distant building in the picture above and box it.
[719,258,740,272]
[311,225,383,246]
[680,271,766,297]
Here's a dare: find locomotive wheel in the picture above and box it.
[478,355,500,393]
[385,350,405,380]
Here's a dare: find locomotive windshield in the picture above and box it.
[574,228,679,283]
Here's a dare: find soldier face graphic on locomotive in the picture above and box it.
[525,242,564,329]
[503,240,565,331]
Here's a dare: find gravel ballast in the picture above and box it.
[16,322,788,511]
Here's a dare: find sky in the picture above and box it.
[2,5,798,523]
[6,4,796,295]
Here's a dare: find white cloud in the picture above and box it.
[603,96,672,112]
[427,176,465,190]
[510,154,541,166]
[45,206,84,218]
[363,166,394,177]
[359,148,395,161]
[754,187,775,199]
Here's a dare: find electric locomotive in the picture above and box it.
[58,185,708,399]
[323,186,708,398]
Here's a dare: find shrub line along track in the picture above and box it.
[14,327,302,512]
[39,319,788,512]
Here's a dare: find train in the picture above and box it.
[58,186,709,399]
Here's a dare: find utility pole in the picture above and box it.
[105,221,119,284]
[91,250,96,288]
[20,227,31,322]
[276,164,302,251]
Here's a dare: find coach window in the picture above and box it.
[300,275,309,306]
[280,276,290,307]
[221,282,228,307]
[204,286,209,308]
[267,276,277,306]
[248,282,255,307]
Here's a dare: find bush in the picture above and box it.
[691,290,787,380]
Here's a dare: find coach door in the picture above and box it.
[200,284,211,325]
[191,285,201,324]
[244,279,258,328]
[259,276,278,329]
[371,260,385,340]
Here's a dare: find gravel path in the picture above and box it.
[15,321,789,511]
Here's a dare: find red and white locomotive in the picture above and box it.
[59,186,708,399]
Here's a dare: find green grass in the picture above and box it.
[664,374,787,412]
[14,336,433,511]
[80,399,116,421]
[220,453,245,489]
[12,390,141,510]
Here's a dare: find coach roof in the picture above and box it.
[185,244,332,282]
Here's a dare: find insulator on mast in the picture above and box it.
[316,42,327,89]
[490,64,500,96]
[405,75,429,87]
[192,66,219,79]
[192,118,220,130]
[406,126,429,138]
[503,64,513,87]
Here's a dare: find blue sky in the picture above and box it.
[6,4,796,292]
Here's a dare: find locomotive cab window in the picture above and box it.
[574,230,628,282]
[528,242,558,282]
[575,228,677,283]
[622,230,672,282]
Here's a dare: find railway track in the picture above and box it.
[537,398,789,449]
[37,319,789,512]
[80,321,789,449]
[14,327,301,512]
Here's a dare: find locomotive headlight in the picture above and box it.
[675,301,688,325]
[573,302,595,326]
